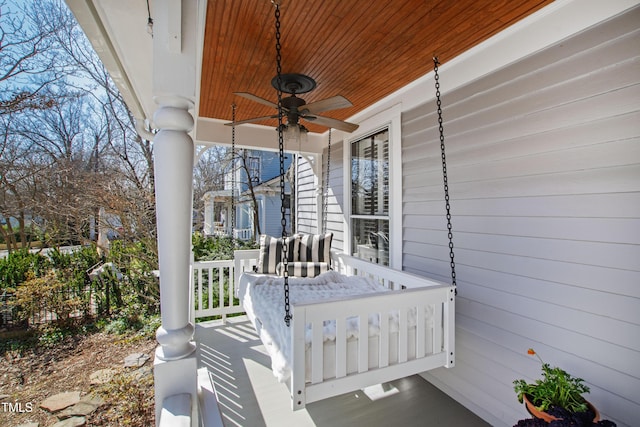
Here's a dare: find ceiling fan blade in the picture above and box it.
[303,114,359,133]
[224,114,278,126]
[301,95,352,114]
[234,92,278,109]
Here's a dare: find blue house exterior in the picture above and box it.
[203,149,293,241]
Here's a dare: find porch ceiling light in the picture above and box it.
[279,123,308,147]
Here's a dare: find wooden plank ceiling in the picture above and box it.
[200,0,554,133]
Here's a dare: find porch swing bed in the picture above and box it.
[233,239,455,411]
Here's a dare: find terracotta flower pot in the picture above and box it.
[523,394,600,423]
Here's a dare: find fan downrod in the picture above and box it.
[271,73,316,94]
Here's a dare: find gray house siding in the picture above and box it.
[324,141,346,251]
[295,155,318,235]
[403,9,639,427]
[295,143,346,250]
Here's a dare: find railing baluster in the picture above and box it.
[208,267,213,310]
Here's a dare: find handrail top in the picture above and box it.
[330,250,453,288]
[291,283,453,310]
[192,259,235,267]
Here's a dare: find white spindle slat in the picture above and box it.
[416,305,426,358]
[398,307,408,363]
[358,314,368,373]
[217,267,224,309]
[228,267,234,307]
[312,321,323,384]
[433,303,443,353]
[198,268,203,311]
[207,268,213,310]
[335,317,347,378]
[379,311,389,368]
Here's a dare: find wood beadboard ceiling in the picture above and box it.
[200,0,554,133]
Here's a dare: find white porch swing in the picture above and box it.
[227,1,458,411]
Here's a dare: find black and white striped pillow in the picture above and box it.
[255,235,299,274]
[298,233,333,263]
[276,261,331,278]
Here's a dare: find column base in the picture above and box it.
[154,346,198,427]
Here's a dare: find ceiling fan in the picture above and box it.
[227,73,359,134]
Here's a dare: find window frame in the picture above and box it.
[344,104,402,268]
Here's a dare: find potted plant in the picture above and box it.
[513,349,616,427]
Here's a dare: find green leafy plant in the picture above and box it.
[0,249,50,289]
[513,348,590,414]
[12,271,84,323]
[192,232,257,261]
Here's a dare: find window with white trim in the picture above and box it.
[350,128,389,265]
[247,156,261,183]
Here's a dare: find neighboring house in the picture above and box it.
[65,2,639,426]
[202,150,292,241]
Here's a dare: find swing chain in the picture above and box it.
[274,0,291,326]
[322,129,332,234]
[433,57,457,291]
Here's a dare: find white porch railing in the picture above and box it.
[233,228,253,241]
[191,250,258,321]
[205,228,253,241]
[192,259,241,322]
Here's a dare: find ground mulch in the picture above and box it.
[0,328,157,427]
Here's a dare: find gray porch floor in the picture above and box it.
[195,316,489,427]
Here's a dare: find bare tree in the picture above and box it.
[235,149,262,238]
[0,0,156,252]
[0,0,71,115]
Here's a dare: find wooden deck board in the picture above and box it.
[196,317,489,427]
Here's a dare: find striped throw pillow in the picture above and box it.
[298,233,333,263]
[255,235,299,274]
[276,261,331,278]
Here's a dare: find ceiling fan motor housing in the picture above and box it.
[271,73,317,94]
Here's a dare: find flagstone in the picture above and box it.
[89,368,117,385]
[40,391,81,413]
[124,352,149,367]
[51,416,86,427]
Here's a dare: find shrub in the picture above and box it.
[12,271,84,323]
[0,249,49,289]
[96,369,154,426]
[107,239,159,316]
[192,232,257,261]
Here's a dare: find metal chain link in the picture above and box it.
[273,0,291,326]
[322,129,332,233]
[433,57,457,290]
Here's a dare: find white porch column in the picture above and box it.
[203,192,214,235]
[154,96,195,360]
[150,1,201,425]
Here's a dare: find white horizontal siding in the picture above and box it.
[402,7,640,427]
[325,141,345,251]
[295,155,317,234]
[294,143,346,252]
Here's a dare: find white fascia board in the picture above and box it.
[65,0,154,122]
